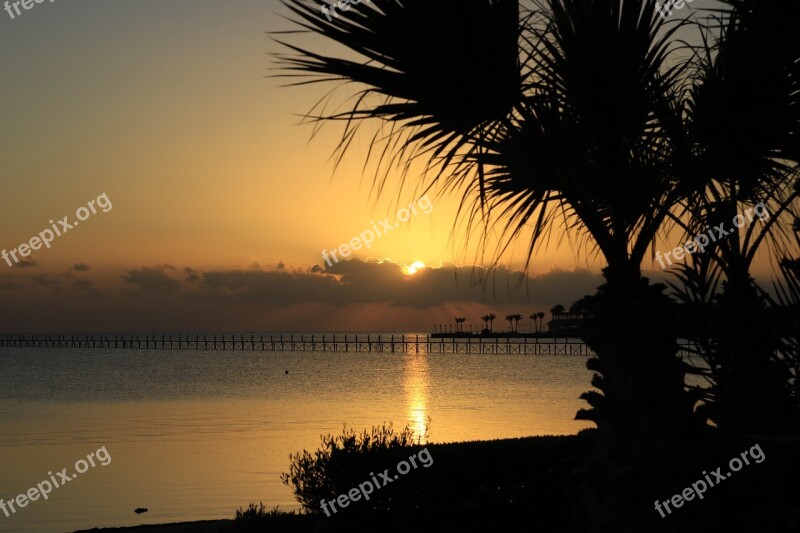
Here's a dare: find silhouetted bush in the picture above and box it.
[279,422,591,520]
[280,421,427,513]
[234,503,315,532]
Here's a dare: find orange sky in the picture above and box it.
[0,0,779,332]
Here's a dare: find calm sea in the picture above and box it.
[0,333,594,532]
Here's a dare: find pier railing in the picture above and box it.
[0,333,710,356]
[0,333,609,355]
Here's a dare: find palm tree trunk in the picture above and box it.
[575,263,699,531]
[712,269,794,437]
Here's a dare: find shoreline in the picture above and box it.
[75,519,235,532]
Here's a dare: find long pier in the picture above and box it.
[0,333,602,355]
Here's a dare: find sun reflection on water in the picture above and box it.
[403,353,430,442]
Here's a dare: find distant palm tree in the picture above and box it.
[487,313,496,332]
[480,315,491,333]
[503,313,521,332]
[511,314,523,333]
[531,312,546,332]
[550,305,565,317]
[455,317,466,333]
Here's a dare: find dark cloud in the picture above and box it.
[15,259,38,268]
[197,260,603,309]
[184,267,200,282]
[32,274,62,289]
[72,263,90,272]
[0,260,617,331]
[71,278,97,292]
[3,271,103,296]
[122,266,181,293]
[0,277,20,292]
[201,267,339,304]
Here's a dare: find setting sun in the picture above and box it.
[404,261,426,275]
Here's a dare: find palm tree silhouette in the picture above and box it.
[487,313,496,332]
[277,0,694,469]
[511,314,523,333]
[480,315,491,333]
[455,317,466,333]
[669,0,800,437]
[468,4,700,484]
[275,0,799,526]
[529,314,538,333]
[276,0,695,466]
[503,314,522,333]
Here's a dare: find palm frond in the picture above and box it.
[465,0,688,273]
[275,0,523,196]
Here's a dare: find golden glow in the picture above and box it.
[404,261,426,275]
[403,354,430,442]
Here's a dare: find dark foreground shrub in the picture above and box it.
[279,421,591,521]
[237,431,800,532]
[280,421,427,513]
[234,503,315,532]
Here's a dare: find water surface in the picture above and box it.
[0,337,593,532]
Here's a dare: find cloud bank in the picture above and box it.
[0,259,610,332]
